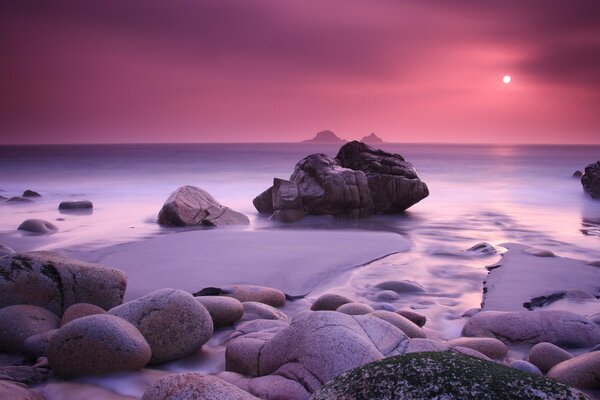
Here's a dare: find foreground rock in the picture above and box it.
[0,305,60,353]
[228,311,409,394]
[58,200,93,210]
[196,296,244,328]
[0,252,127,315]
[109,289,213,363]
[529,342,573,373]
[142,373,258,400]
[312,352,589,400]
[17,219,58,234]
[157,186,249,227]
[548,351,600,389]
[254,141,428,221]
[48,314,151,377]
[581,161,600,199]
[462,310,600,347]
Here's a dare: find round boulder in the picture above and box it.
[448,337,507,359]
[369,310,426,339]
[17,219,58,234]
[48,314,151,377]
[60,303,106,326]
[58,200,93,210]
[109,289,213,364]
[224,285,286,308]
[396,310,427,327]
[0,305,60,353]
[142,373,258,400]
[311,293,352,311]
[312,352,589,400]
[336,303,374,315]
[241,302,287,322]
[548,351,600,389]
[528,342,573,373]
[196,296,243,328]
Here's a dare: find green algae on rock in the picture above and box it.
[311,352,589,400]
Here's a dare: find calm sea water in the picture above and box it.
[0,143,598,257]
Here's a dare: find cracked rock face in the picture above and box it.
[226,311,409,395]
[253,141,428,221]
[581,161,600,199]
[0,252,127,316]
[461,310,600,348]
[109,289,213,364]
[157,185,249,227]
[48,314,151,378]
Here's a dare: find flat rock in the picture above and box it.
[528,342,574,373]
[448,337,507,359]
[336,303,374,315]
[548,351,600,389]
[58,200,93,210]
[310,293,352,311]
[109,288,213,363]
[60,303,106,326]
[48,314,151,378]
[482,243,600,312]
[257,311,409,393]
[581,161,600,199]
[17,219,58,234]
[0,251,127,315]
[196,296,243,328]
[462,310,600,347]
[311,351,589,400]
[142,373,258,400]
[369,310,426,338]
[22,190,41,198]
[157,185,249,226]
[241,302,287,322]
[0,305,60,353]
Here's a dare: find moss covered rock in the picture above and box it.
[311,352,588,400]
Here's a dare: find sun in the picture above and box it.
[502,75,512,84]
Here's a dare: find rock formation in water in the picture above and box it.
[302,130,346,143]
[581,161,600,199]
[359,133,383,144]
[253,141,429,221]
[158,185,249,226]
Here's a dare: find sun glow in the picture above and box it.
[502,75,512,84]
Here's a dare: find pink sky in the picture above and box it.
[1,0,599,144]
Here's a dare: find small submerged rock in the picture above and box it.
[311,352,589,400]
[48,314,151,378]
[509,360,543,376]
[310,293,352,311]
[466,242,497,255]
[157,185,249,227]
[58,200,93,210]
[374,279,425,294]
[0,244,15,257]
[17,219,58,234]
[369,310,425,338]
[7,196,34,203]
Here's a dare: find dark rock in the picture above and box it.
[241,302,287,322]
[7,197,33,203]
[573,170,583,178]
[0,305,60,353]
[0,251,127,315]
[157,186,249,227]
[48,314,151,378]
[581,161,600,199]
[17,219,58,234]
[142,373,258,400]
[271,178,305,222]
[60,303,106,326]
[302,130,346,143]
[396,310,427,327]
[23,329,57,359]
[22,190,41,198]
[311,352,589,400]
[509,360,543,376]
[310,293,352,311]
[253,141,428,221]
[109,288,213,364]
[466,242,497,255]
[58,200,93,210]
[359,133,383,144]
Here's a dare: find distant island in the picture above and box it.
[359,133,384,144]
[302,130,347,143]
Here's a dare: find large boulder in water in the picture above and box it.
[581,161,600,199]
[253,141,428,221]
[311,352,589,400]
[0,252,127,315]
[158,185,249,226]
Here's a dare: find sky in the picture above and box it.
[1,0,600,144]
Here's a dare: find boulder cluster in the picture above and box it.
[253,141,429,221]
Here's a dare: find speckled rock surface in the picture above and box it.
[448,337,507,359]
[548,351,600,389]
[0,251,127,315]
[0,305,60,353]
[528,342,573,373]
[48,314,151,377]
[109,288,213,363]
[462,310,600,347]
[60,303,106,326]
[196,296,243,328]
[241,301,288,322]
[0,381,44,400]
[142,373,258,400]
[311,352,589,400]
